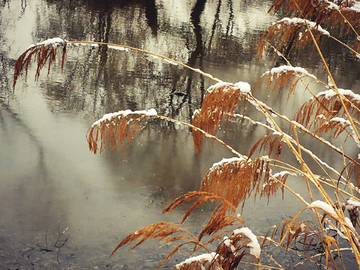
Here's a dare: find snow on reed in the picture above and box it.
[28,38,66,49]
[175,252,217,269]
[310,200,337,217]
[91,109,157,127]
[330,117,360,147]
[233,227,261,258]
[345,217,356,230]
[263,65,318,81]
[278,17,330,36]
[209,157,247,174]
[347,199,360,207]
[317,88,360,101]
[38,37,66,46]
[350,2,360,12]
[206,81,251,94]
[108,45,129,52]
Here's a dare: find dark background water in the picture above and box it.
[0,0,359,269]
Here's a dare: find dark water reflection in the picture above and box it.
[0,0,359,269]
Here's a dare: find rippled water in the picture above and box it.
[0,0,359,269]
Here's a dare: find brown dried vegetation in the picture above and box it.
[295,90,360,135]
[86,112,154,154]
[191,83,249,156]
[258,18,327,60]
[13,39,67,89]
[263,219,319,252]
[269,0,360,34]
[254,67,318,100]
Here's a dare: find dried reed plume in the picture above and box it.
[175,227,260,270]
[199,157,270,211]
[191,82,250,155]
[86,109,157,154]
[296,89,360,136]
[258,17,329,60]
[263,218,319,252]
[249,133,284,160]
[269,0,360,34]
[13,38,67,89]
[254,65,318,99]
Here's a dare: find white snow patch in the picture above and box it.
[176,252,217,268]
[223,237,235,252]
[207,82,230,93]
[207,81,251,94]
[310,200,337,217]
[273,171,290,178]
[163,58,179,66]
[345,217,356,230]
[317,88,360,101]
[234,81,251,93]
[278,17,330,36]
[268,65,317,81]
[211,157,246,170]
[233,227,261,258]
[350,2,360,12]
[348,199,360,207]
[73,43,99,48]
[108,45,129,52]
[92,109,157,127]
[37,37,66,46]
[330,117,350,126]
[316,114,326,120]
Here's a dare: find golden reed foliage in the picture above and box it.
[13,39,67,89]
[191,82,249,156]
[296,90,360,131]
[269,0,360,33]
[257,18,328,60]
[254,66,318,100]
[86,111,155,154]
[263,219,320,252]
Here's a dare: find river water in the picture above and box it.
[0,0,359,269]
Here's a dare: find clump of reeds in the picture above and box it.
[12,0,360,268]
